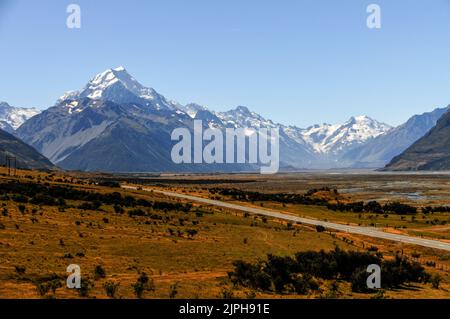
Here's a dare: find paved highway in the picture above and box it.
[122,186,450,252]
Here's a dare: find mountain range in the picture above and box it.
[0,66,447,172]
[15,67,389,171]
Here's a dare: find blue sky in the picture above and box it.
[1,0,450,127]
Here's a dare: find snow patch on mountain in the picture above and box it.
[300,116,392,154]
[57,91,80,104]
[0,102,41,130]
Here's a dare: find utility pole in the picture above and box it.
[5,156,17,176]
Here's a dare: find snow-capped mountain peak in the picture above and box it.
[86,66,149,99]
[233,105,251,115]
[215,106,276,128]
[82,66,158,100]
[345,115,389,129]
[58,67,176,111]
[300,115,392,154]
[341,115,392,140]
[180,103,209,118]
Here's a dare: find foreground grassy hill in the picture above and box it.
[0,168,449,298]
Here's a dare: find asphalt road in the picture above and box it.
[122,186,450,252]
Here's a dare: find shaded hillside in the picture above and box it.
[384,109,450,171]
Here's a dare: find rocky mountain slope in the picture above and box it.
[0,128,54,170]
[384,109,450,171]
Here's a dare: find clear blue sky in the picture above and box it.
[1,0,450,127]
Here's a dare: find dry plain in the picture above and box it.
[1,168,450,299]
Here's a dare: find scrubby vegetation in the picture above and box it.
[79,278,94,297]
[104,281,120,298]
[211,187,423,215]
[210,187,329,206]
[1,169,448,299]
[132,273,155,298]
[327,201,418,215]
[33,274,64,297]
[0,180,193,213]
[228,247,429,295]
[423,206,450,214]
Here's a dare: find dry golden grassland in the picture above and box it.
[0,169,449,299]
